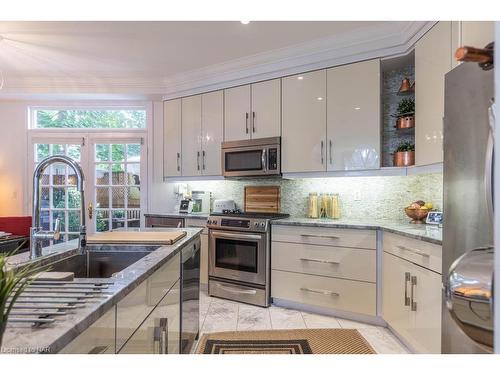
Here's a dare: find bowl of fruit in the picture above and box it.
[404,200,433,224]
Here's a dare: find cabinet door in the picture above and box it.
[461,21,494,48]
[415,21,452,166]
[251,79,281,139]
[181,95,202,176]
[224,85,251,141]
[201,91,224,175]
[282,70,327,173]
[163,99,182,177]
[119,279,181,354]
[408,262,442,353]
[327,60,380,171]
[60,306,116,354]
[382,252,414,345]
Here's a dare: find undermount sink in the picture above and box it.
[47,246,159,278]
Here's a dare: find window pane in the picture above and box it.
[111,187,125,208]
[67,145,81,161]
[51,164,66,185]
[96,187,110,209]
[95,144,110,162]
[96,164,110,185]
[52,188,66,208]
[36,144,49,162]
[128,187,140,208]
[52,144,65,155]
[111,144,125,162]
[96,210,110,232]
[68,187,81,209]
[35,109,146,129]
[68,211,80,232]
[52,211,66,232]
[126,164,140,185]
[41,187,50,208]
[112,164,125,185]
[127,144,141,160]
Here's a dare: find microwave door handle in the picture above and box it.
[262,149,267,172]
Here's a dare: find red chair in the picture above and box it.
[0,216,32,236]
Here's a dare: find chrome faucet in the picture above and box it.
[31,155,87,259]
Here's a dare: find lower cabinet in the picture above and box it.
[383,251,442,353]
[59,305,116,354]
[118,279,181,354]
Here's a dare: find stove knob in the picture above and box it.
[260,222,265,228]
[254,222,259,227]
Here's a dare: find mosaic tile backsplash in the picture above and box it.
[162,173,443,222]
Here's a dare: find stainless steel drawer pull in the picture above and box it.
[300,234,339,240]
[88,346,109,354]
[216,283,257,295]
[410,276,417,311]
[397,245,430,257]
[299,257,340,265]
[300,287,340,297]
[404,272,410,306]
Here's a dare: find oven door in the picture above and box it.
[209,230,267,285]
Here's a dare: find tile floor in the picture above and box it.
[197,291,409,354]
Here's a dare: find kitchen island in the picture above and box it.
[1,228,202,354]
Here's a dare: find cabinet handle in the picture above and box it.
[159,317,169,354]
[300,257,339,265]
[410,276,417,311]
[252,111,256,133]
[300,287,340,297]
[176,152,181,172]
[397,245,430,257]
[88,345,109,354]
[197,151,200,171]
[329,139,333,164]
[245,112,249,134]
[300,234,339,240]
[320,140,324,164]
[404,272,411,306]
[202,150,206,170]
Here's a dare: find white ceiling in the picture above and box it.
[0,21,430,98]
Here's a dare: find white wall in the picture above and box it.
[0,101,29,216]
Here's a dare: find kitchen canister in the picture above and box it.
[308,192,319,218]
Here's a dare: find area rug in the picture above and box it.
[196,329,375,354]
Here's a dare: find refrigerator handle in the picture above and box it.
[485,104,495,221]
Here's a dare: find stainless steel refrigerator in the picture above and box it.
[443,61,495,353]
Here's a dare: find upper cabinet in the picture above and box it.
[327,59,380,171]
[224,79,281,141]
[282,70,327,173]
[415,22,452,166]
[163,99,182,177]
[181,91,224,177]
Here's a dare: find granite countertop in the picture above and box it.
[271,218,442,245]
[145,212,210,220]
[1,228,202,354]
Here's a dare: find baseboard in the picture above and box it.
[385,323,416,354]
[271,298,386,327]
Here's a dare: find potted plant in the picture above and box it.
[393,140,415,167]
[0,245,45,348]
[395,98,415,129]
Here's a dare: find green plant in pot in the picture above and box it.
[395,98,415,129]
[393,140,415,167]
[0,243,46,349]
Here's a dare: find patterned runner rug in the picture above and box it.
[196,328,375,354]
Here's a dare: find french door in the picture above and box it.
[29,132,147,239]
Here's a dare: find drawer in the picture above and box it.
[272,225,376,249]
[147,252,180,305]
[383,232,442,274]
[272,242,375,282]
[271,270,376,316]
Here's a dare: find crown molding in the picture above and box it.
[0,21,435,99]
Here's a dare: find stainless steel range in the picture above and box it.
[207,210,289,307]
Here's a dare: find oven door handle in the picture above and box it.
[210,231,263,241]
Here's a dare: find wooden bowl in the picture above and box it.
[404,207,429,224]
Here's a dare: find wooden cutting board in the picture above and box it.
[244,186,281,213]
[86,231,187,245]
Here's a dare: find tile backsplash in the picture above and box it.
[160,173,443,222]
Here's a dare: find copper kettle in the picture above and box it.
[398,78,413,93]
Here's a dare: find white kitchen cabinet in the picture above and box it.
[461,21,495,49]
[163,99,182,177]
[224,79,281,141]
[181,95,202,176]
[118,279,180,354]
[282,70,327,173]
[201,90,224,175]
[327,60,380,171]
[185,218,209,286]
[250,79,281,139]
[415,21,452,166]
[224,85,251,141]
[383,234,442,354]
[59,306,116,354]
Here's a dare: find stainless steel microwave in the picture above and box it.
[221,137,281,177]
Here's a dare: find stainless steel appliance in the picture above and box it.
[443,61,495,353]
[213,199,235,213]
[180,237,200,354]
[222,137,281,178]
[207,211,289,306]
[179,199,193,214]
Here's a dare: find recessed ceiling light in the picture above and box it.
[297,76,304,80]
[354,107,361,110]
[317,97,323,101]
[240,21,250,25]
